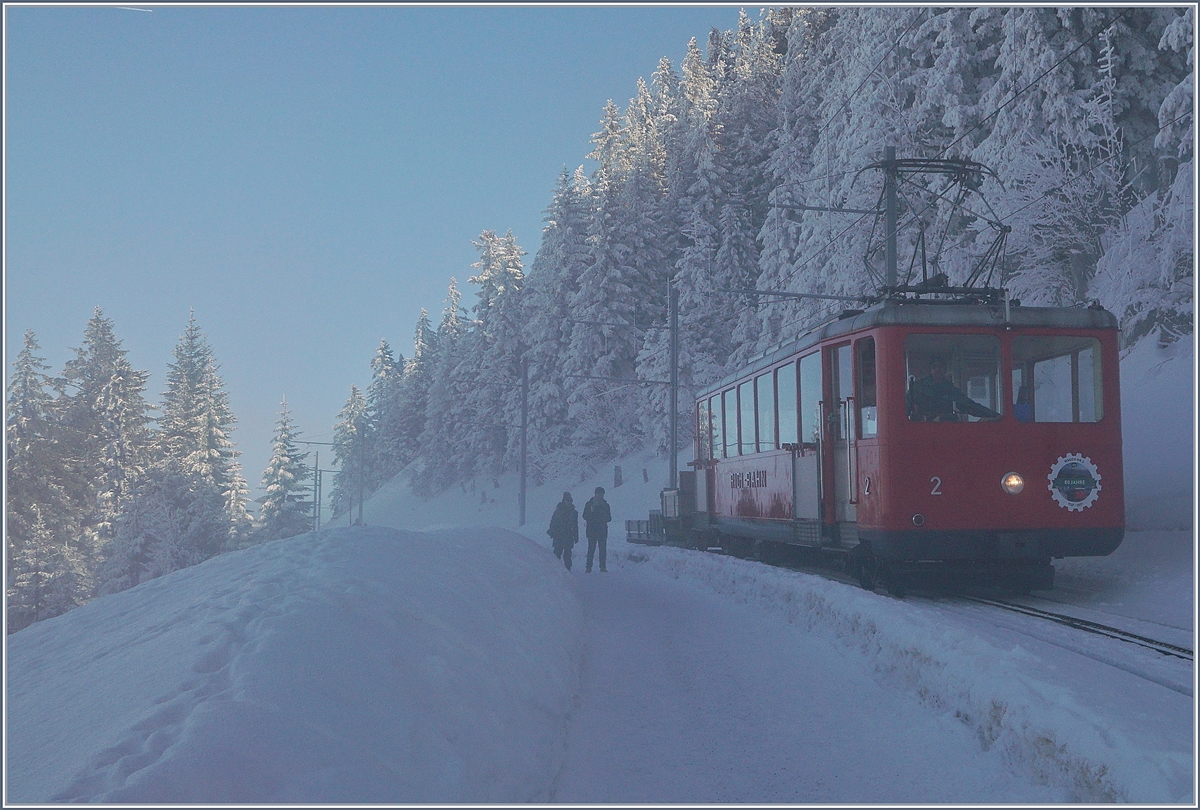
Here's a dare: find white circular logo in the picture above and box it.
[1047,454,1102,511]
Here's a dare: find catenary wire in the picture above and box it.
[936,8,1135,159]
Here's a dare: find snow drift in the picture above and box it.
[6,527,583,804]
[627,541,1192,803]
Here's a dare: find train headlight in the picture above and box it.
[1001,472,1025,495]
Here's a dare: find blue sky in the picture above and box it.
[5,3,747,499]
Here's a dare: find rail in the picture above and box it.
[960,595,1192,661]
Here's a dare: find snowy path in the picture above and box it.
[550,561,1063,804]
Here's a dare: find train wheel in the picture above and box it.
[855,556,878,591]
[886,571,907,598]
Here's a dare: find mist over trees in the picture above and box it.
[343,6,1192,503]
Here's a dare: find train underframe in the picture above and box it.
[627,513,1122,597]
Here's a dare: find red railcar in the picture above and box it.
[660,297,1124,594]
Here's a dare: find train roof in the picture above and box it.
[698,299,1118,399]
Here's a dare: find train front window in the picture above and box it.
[1011,336,1103,422]
[905,334,1002,423]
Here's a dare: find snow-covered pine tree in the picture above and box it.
[639,32,730,450]
[568,92,671,462]
[56,308,156,594]
[96,459,229,596]
[6,331,90,631]
[416,279,471,496]
[396,309,437,469]
[462,230,527,476]
[522,167,593,480]
[256,398,312,542]
[157,312,250,546]
[330,385,369,521]
[7,505,89,632]
[1093,7,1194,346]
[366,338,406,489]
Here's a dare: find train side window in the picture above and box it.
[756,373,775,451]
[776,362,798,446]
[723,388,738,457]
[904,334,1002,423]
[857,338,877,437]
[1011,336,1103,422]
[698,401,711,460]
[799,353,821,445]
[710,395,724,459]
[738,380,756,455]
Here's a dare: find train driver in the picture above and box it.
[906,355,1000,422]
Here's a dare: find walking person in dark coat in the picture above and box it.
[582,486,612,573]
[547,492,578,571]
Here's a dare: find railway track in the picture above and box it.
[703,544,1195,680]
[695,543,1194,677]
[958,595,1193,661]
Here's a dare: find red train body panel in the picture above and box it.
[681,300,1124,573]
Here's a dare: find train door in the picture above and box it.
[824,342,857,529]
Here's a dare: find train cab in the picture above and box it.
[687,297,1124,591]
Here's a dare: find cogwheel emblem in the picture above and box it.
[1047,454,1102,511]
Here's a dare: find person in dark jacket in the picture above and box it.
[547,492,578,571]
[906,355,1000,422]
[582,486,612,573]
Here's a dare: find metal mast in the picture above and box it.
[884,144,898,289]
[668,281,680,490]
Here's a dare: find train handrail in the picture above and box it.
[846,396,858,504]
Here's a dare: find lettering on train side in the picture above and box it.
[730,470,769,489]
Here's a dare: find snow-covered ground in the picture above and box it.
[5,336,1194,803]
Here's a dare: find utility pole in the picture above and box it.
[884,144,898,289]
[668,280,679,490]
[298,440,336,532]
[356,417,365,527]
[519,357,528,527]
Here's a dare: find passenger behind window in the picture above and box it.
[1014,379,1033,423]
[907,355,1001,422]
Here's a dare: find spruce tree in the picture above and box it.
[331,385,369,521]
[6,331,89,631]
[158,312,249,545]
[366,338,405,489]
[58,308,155,579]
[522,168,593,478]
[464,230,527,475]
[398,309,437,467]
[416,279,474,495]
[256,398,312,542]
[96,459,229,596]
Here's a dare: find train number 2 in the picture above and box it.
[930,476,942,496]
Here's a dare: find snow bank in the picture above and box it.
[1121,335,1194,530]
[6,526,584,804]
[625,544,1192,803]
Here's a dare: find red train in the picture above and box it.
[640,292,1124,595]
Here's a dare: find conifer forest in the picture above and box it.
[7,7,1194,631]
